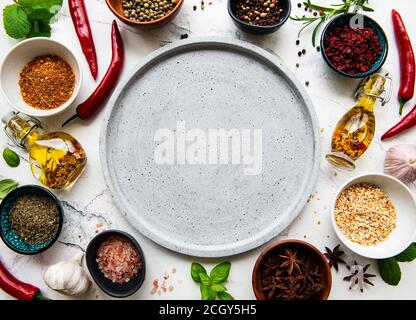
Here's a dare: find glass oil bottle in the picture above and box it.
[326,73,391,170]
[2,112,87,189]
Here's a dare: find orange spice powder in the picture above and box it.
[19,55,75,110]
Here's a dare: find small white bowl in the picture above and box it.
[0,38,82,117]
[332,173,416,259]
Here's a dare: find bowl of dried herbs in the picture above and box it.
[252,240,332,300]
[0,185,63,255]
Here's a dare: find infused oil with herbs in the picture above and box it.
[326,74,389,170]
[3,113,87,189]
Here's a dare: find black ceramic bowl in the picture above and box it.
[228,0,291,35]
[320,13,388,78]
[0,185,63,255]
[86,230,146,298]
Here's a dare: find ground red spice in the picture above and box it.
[325,25,382,75]
[19,55,75,110]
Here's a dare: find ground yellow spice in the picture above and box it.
[19,55,75,110]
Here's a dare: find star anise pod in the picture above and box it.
[323,244,346,271]
[279,249,303,275]
[343,261,376,292]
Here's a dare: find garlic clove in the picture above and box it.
[384,144,416,184]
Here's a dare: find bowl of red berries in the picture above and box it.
[321,13,388,78]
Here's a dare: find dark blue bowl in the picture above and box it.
[228,0,291,35]
[0,185,63,255]
[86,230,146,298]
[321,13,388,78]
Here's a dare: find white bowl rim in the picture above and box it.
[0,37,82,117]
[331,172,416,259]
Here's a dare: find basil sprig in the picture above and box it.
[191,262,234,300]
[0,179,19,199]
[378,243,416,286]
[3,148,20,168]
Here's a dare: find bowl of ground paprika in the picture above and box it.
[320,13,388,78]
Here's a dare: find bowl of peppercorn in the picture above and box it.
[252,240,332,300]
[320,13,388,78]
[228,0,291,35]
[0,185,63,255]
[105,0,184,28]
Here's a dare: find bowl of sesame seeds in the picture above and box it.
[332,173,416,259]
[105,0,184,28]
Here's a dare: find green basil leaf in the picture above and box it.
[26,19,51,38]
[200,285,216,300]
[217,291,235,300]
[3,4,31,39]
[0,179,19,199]
[27,8,53,24]
[199,273,211,286]
[210,283,227,292]
[191,263,207,283]
[210,262,231,284]
[19,0,63,12]
[377,258,401,286]
[395,243,416,262]
[3,148,20,168]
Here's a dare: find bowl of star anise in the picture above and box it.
[252,240,332,300]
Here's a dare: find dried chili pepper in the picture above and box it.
[69,0,98,80]
[381,104,416,140]
[0,260,48,300]
[62,20,124,127]
[392,9,415,115]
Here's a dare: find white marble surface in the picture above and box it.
[1,0,416,300]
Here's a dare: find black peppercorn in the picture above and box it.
[298,51,302,57]
[296,39,300,46]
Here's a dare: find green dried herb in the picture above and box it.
[10,194,59,245]
[3,148,20,167]
[190,262,234,300]
[0,179,19,199]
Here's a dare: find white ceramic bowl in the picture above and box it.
[0,38,82,117]
[332,173,416,259]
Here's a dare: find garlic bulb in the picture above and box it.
[384,144,416,184]
[44,252,91,296]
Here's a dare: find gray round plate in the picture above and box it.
[100,38,320,257]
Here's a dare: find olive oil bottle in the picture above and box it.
[2,112,87,189]
[326,73,391,170]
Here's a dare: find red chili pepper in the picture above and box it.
[62,20,124,127]
[69,0,99,80]
[0,260,48,300]
[382,104,416,140]
[392,9,415,115]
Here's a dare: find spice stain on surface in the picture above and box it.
[19,55,75,110]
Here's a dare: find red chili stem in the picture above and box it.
[62,20,124,127]
[69,0,99,80]
[381,104,416,140]
[0,260,42,300]
[392,9,415,115]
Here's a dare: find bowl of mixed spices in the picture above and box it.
[228,0,291,35]
[105,0,183,28]
[321,13,388,78]
[86,230,145,298]
[0,38,82,117]
[332,173,416,259]
[252,240,331,300]
[0,185,63,255]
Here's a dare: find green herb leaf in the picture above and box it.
[377,258,401,286]
[19,0,63,11]
[3,148,20,168]
[0,179,19,199]
[395,243,416,262]
[210,283,227,292]
[210,262,231,284]
[3,4,31,39]
[200,285,216,300]
[27,8,54,24]
[217,291,235,300]
[191,263,207,283]
[26,19,51,38]
[199,273,211,286]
